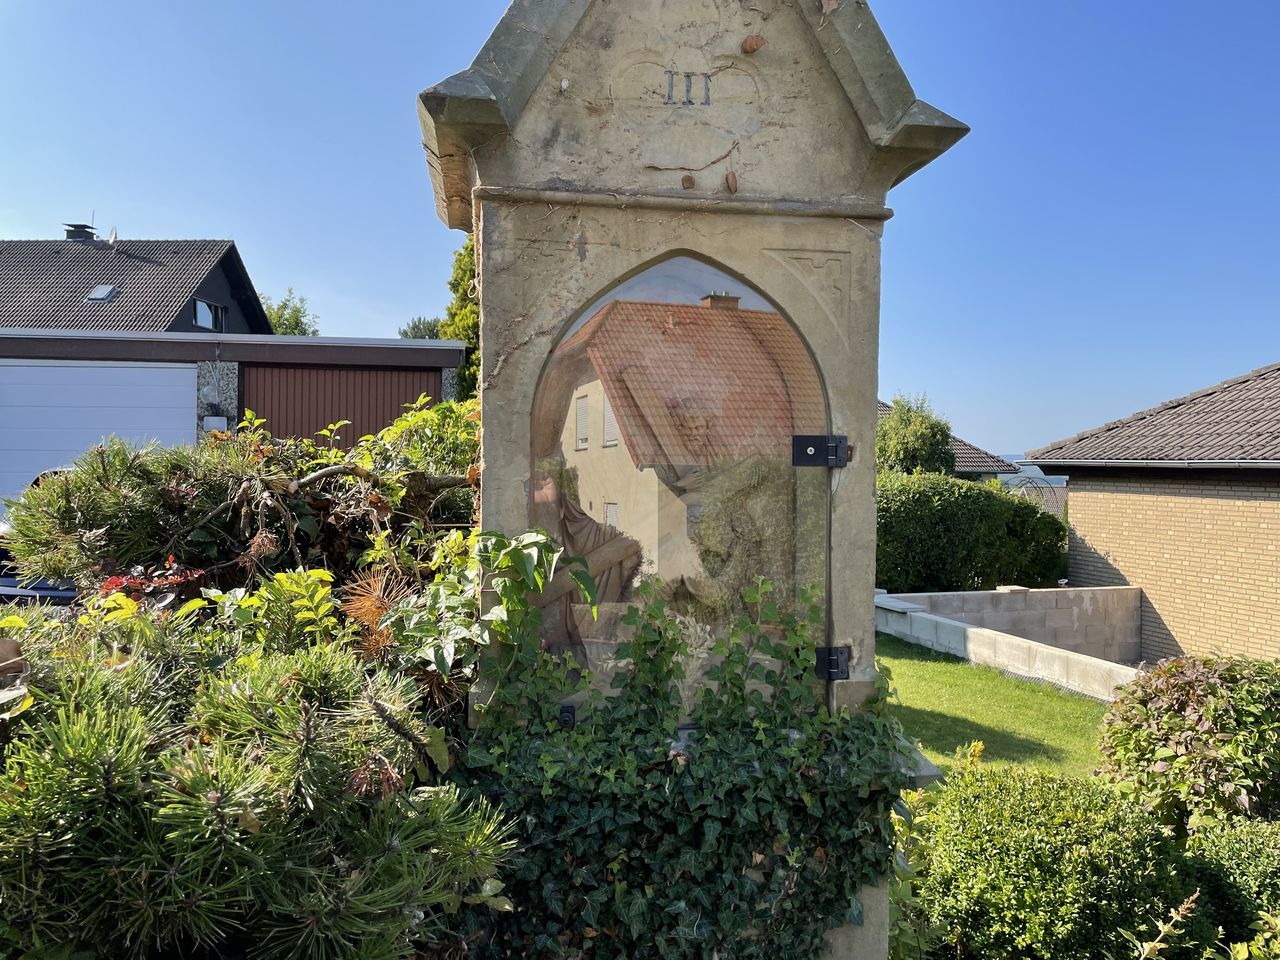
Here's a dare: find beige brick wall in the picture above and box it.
[1067,473,1280,661]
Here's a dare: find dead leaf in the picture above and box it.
[725,171,739,194]
[681,174,696,190]
[741,35,767,55]
[238,810,263,835]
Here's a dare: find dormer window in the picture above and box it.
[86,284,119,302]
[194,299,225,331]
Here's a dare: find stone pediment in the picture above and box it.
[419,0,967,229]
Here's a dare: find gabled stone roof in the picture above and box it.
[1027,363,1280,467]
[876,401,1016,475]
[418,0,968,228]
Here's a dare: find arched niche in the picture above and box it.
[528,254,830,673]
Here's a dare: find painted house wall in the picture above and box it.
[559,376,704,583]
[1066,470,1280,661]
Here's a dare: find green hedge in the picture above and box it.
[916,768,1211,959]
[876,472,1066,593]
[1190,820,1280,938]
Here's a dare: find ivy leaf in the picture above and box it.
[424,726,451,771]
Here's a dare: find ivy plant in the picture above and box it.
[455,580,914,959]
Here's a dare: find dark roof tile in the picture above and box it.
[1027,362,1280,464]
[0,239,236,332]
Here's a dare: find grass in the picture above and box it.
[876,634,1108,779]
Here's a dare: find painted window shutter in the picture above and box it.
[575,396,589,449]
[603,396,619,446]
[604,502,620,530]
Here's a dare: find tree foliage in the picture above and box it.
[260,287,320,337]
[876,395,956,476]
[438,238,479,399]
[399,316,441,340]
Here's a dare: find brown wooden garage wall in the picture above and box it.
[241,365,442,444]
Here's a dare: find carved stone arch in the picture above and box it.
[527,250,832,676]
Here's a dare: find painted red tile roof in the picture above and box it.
[0,239,236,332]
[559,300,826,467]
[876,401,1016,475]
[1027,362,1280,465]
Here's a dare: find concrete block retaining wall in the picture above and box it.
[876,591,1140,701]
[891,586,1142,665]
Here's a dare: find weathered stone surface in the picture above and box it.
[420,5,966,956]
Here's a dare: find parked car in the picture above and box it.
[0,473,79,606]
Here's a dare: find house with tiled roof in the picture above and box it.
[0,225,271,334]
[537,293,827,593]
[1027,362,1280,661]
[875,400,1016,481]
[0,226,464,513]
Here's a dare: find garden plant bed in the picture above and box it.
[877,633,1106,778]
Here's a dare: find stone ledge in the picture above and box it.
[879,608,1139,701]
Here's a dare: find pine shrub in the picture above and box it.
[2,396,479,589]
[0,569,512,960]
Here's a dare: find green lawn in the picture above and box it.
[876,634,1108,779]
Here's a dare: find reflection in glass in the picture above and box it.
[531,260,828,692]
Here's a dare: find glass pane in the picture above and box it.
[531,258,829,699]
[194,300,215,329]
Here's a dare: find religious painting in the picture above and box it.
[530,257,829,687]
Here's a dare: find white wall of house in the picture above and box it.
[0,360,196,511]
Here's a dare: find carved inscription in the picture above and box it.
[664,70,711,106]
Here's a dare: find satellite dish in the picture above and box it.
[107,227,118,246]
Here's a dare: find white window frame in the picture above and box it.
[602,395,619,447]
[604,502,620,530]
[575,395,589,450]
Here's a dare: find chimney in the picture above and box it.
[64,223,97,241]
[700,291,740,310]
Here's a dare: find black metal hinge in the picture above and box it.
[793,435,849,468]
[557,704,577,730]
[815,646,851,681]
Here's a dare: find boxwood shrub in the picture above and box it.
[916,768,1211,959]
[1188,820,1280,938]
[1098,656,1280,828]
[876,471,1066,593]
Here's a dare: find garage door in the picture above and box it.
[0,361,196,510]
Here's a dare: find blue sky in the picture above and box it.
[1,2,1276,455]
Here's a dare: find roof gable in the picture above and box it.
[419,0,967,228]
[1027,363,1280,466]
[560,299,826,467]
[0,239,270,334]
